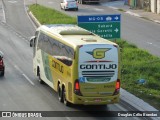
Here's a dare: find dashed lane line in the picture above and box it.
[14,65,34,86]
[22,73,35,86]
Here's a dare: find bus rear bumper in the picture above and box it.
[72,95,120,105]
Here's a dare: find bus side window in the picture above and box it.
[51,38,59,56]
[43,35,74,66]
[37,32,44,50]
[33,31,40,48]
[58,44,73,66]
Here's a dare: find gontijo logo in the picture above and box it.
[86,48,111,59]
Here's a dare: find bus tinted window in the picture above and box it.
[38,32,74,66]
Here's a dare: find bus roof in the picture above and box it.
[39,24,117,47]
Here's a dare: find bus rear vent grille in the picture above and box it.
[81,38,97,42]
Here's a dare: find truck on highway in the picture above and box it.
[30,24,120,106]
[76,0,99,4]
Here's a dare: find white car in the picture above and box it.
[60,0,78,11]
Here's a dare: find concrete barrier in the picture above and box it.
[151,0,157,13]
[28,11,41,28]
[157,0,160,14]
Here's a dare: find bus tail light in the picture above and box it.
[113,79,120,95]
[74,80,82,96]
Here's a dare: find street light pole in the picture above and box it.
[35,0,37,6]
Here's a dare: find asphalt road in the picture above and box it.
[0,22,140,119]
[2,0,35,39]
[0,0,155,119]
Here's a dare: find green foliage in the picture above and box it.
[118,9,126,12]
[117,40,160,109]
[29,4,76,24]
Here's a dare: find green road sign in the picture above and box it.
[77,15,121,39]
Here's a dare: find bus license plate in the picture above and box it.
[94,98,102,102]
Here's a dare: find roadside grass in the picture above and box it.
[29,4,160,110]
[117,40,160,110]
[118,9,126,12]
[29,4,76,24]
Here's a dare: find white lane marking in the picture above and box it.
[147,42,153,45]
[146,42,160,49]
[1,0,6,23]
[14,65,23,74]
[14,65,34,86]
[8,1,17,3]
[108,6,118,10]
[125,11,141,17]
[22,74,35,86]
[153,20,160,24]
[23,0,37,29]
[94,8,104,12]
[66,117,72,120]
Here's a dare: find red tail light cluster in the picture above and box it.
[113,79,120,95]
[75,81,80,90]
[116,79,120,89]
[74,80,82,96]
[0,60,3,66]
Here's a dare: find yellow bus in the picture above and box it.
[30,24,120,106]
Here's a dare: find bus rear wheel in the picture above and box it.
[63,87,70,106]
[58,84,63,102]
[37,68,44,84]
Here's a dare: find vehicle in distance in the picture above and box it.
[60,0,78,11]
[30,24,120,106]
[76,0,99,4]
[0,51,5,76]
